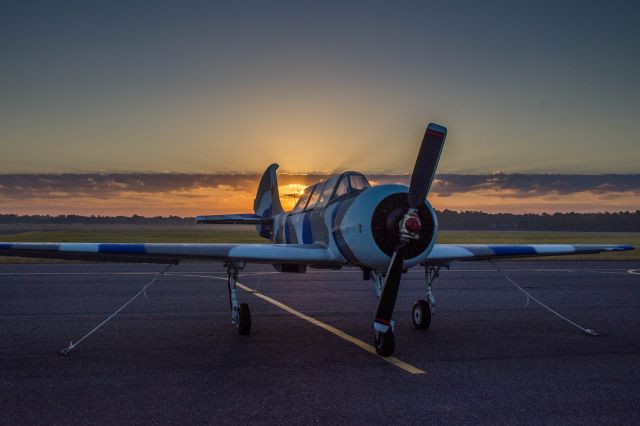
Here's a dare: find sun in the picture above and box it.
[278,183,308,211]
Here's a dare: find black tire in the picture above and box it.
[374,329,395,357]
[412,300,431,330]
[237,303,251,335]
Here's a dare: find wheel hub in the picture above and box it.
[413,308,422,323]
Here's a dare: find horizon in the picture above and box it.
[1,171,638,216]
[4,208,640,219]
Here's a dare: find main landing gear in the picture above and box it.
[411,264,440,330]
[411,300,431,329]
[226,262,251,335]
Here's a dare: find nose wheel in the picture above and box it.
[374,329,395,357]
[412,299,431,329]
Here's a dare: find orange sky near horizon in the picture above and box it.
[1,181,638,217]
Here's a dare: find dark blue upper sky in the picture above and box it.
[1,0,639,173]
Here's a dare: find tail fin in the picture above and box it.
[254,163,283,218]
[253,163,283,239]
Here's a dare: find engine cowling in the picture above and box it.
[335,184,438,270]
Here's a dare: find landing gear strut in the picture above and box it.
[226,262,251,335]
[412,264,441,330]
[371,271,384,298]
[370,270,396,356]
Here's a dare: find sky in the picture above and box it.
[1,1,639,215]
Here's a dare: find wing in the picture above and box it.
[427,244,634,264]
[0,242,340,265]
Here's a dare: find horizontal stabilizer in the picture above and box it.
[196,214,272,225]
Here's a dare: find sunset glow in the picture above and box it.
[1,173,638,217]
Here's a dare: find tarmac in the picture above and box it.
[1,260,639,424]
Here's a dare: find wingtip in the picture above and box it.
[608,244,635,251]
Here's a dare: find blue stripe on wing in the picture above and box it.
[98,244,147,254]
[489,245,537,255]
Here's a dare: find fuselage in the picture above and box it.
[269,171,438,271]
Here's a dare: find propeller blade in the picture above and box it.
[373,122,446,344]
[373,244,406,332]
[407,123,447,209]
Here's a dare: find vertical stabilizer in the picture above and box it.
[254,163,283,238]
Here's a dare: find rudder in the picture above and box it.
[254,163,283,238]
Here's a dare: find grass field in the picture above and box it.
[0,227,637,262]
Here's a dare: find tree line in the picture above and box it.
[437,210,640,232]
[1,210,638,231]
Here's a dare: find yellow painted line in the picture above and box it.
[177,273,425,375]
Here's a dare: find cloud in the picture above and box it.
[0,173,639,200]
[0,173,260,199]
[368,173,640,198]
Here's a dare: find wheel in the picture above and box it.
[236,303,251,335]
[374,329,395,357]
[412,300,431,329]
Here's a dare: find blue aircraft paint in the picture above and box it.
[302,213,313,244]
[257,207,272,239]
[0,243,13,249]
[99,244,147,254]
[330,199,362,265]
[276,217,284,243]
[330,203,339,230]
[330,203,348,260]
[489,245,537,256]
[284,217,291,243]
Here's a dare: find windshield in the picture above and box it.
[292,186,313,213]
[335,176,350,198]
[305,182,325,210]
[318,176,338,207]
[349,174,369,191]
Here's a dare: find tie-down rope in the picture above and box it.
[60,264,172,355]
[489,260,598,336]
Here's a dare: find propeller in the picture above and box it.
[373,123,447,354]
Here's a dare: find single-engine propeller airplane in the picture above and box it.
[0,123,634,356]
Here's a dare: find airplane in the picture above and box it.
[0,123,634,357]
